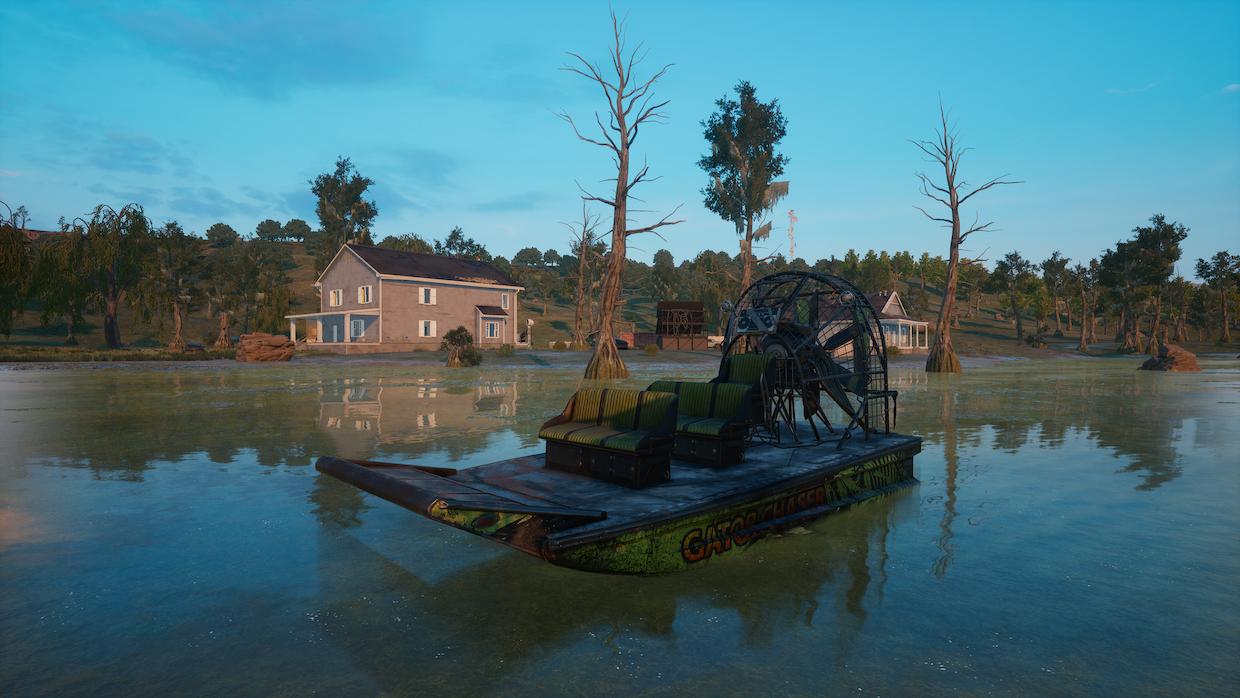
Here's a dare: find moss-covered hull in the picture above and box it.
[316,436,920,575]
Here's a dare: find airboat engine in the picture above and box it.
[720,271,896,444]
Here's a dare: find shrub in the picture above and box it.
[887,345,901,356]
[643,343,659,356]
[441,326,483,367]
[497,343,515,357]
[552,340,568,351]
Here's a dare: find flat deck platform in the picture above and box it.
[419,433,914,542]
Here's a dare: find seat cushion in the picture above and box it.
[539,421,597,442]
[676,416,735,436]
[595,429,652,452]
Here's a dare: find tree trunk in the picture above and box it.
[1051,292,1062,335]
[585,134,631,380]
[169,301,186,352]
[1077,287,1089,352]
[1065,301,1073,334]
[64,311,78,346]
[573,238,588,349]
[1010,293,1024,342]
[1221,288,1232,343]
[925,245,962,371]
[739,232,753,297]
[103,294,122,349]
[214,312,233,349]
[1147,294,1162,355]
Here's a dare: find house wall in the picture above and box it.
[319,251,381,313]
[380,279,518,346]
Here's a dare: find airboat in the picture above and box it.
[316,272,921,574]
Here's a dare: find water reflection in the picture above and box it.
[316,377,519,460]
[313,485,916,694]
[890,362,1202,490]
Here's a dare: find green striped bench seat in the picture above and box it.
[647,380,752,467]
[711,352,776,427]
[539,388,678,488]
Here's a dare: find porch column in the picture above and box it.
[289,319,296,343]
[317,319,323,344]
[344,313,352,343]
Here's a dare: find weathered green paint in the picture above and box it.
[550,448,916,574]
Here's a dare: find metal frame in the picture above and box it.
[720,271,896,446]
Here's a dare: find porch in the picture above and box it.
[286,309,382,347]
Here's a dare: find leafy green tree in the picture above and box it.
[441,326,481,367]
[33,227,91,344]
[646,249,677,301]
[0,202,33,336]
[1040,250,1070,336]
[1070,260,1099,351]
[282,218,312,242]
[71,204,152,348]
[309,156,378,272]
[206,222,240,247]
[1195,250,1239,342]
[987,251,1038,341]
[1100,214,1189,352]
[138,221,203,351]
[434,226,490,261]
[377,233,433,254]
[699,80,789,295]
[254,218,284,241]
[858,250,895,292]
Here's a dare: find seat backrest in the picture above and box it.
[600,388,641,430]
[710,383,752,420]
[569,387,606,422]
[717,353,773,387]
[635,390,678,434]
[646,380,751,421]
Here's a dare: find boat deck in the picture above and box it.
[434,432,921,546]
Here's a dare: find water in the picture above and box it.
[2,354,1238,696]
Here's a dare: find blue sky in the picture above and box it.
[1,0,1237,277]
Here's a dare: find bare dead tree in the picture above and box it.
[912,104,1020,372]
[560,11,682,379]
[563,203,603,349]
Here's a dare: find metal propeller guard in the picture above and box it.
[720,271,897,446]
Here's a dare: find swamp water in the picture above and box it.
[1,355,1237,696]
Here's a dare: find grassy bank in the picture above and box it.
[0,346,236,363]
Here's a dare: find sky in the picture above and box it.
[1,0,1237,278]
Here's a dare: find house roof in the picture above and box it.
[345,244,519,287]
[476,305,508,316]
[865,290,924,322]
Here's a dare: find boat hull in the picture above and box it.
[316,437,920,575]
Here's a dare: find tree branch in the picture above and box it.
[625,205,684,237]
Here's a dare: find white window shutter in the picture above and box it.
[357,287,364,303]
[430,288,437,305]
[430,320,437,337]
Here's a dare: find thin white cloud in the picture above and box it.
[1223,83,1240,94]
[0,169,20,177]
[1106,81,1160,95]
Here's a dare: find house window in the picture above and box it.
[329,289,343,307]
[357,285,372,304]
[351,318,366,339]
[486,321,499,339]
[501,293,509,310]
[419,320,437,338]
[420,287,436,305]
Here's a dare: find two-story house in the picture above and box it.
[286,244,525,353]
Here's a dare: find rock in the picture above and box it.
[235,333,295,362]
[1138,343,1200,372]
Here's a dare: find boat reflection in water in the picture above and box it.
[311,480,916,694]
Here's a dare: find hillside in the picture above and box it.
[6,246,1231,357]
